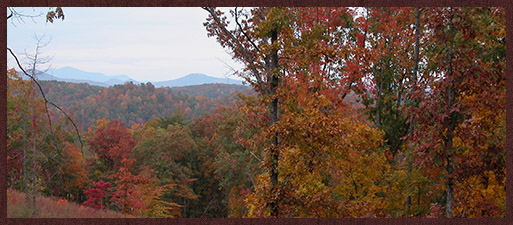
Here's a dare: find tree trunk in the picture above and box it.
[412,8,421,86]
[23,95,30,209]
[31,87,38,215]
[376,78,382,128]
[269,27,280,218]
[444,104,456,219]
[32,133,37,216]
[444,10,456,217]
[407,7,421,215]
[409,7,421,135]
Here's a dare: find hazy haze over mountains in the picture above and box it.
[35,66,244,87]
[153,73,243,88]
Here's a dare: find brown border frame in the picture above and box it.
[2,0,511,224]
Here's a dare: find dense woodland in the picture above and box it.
[7,7,505,218]
[38,80,254,129]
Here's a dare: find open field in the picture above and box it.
[7,188,130,218]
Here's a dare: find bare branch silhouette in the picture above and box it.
[7,47,84,151]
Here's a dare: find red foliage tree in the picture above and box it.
[82,180,111,210]
[86,119,136,173]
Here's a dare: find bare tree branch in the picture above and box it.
[8,46,53,130]
[7,47,84,151]
[250,151,262,162]
[7,7,44,25]
[47,101,83,149]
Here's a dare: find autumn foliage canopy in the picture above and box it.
[7,7,505,218]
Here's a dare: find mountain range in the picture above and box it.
[34,66,243,87]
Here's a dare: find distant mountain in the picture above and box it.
[45,67,138,87]
[19,70,111,87]
[39,67,244,88]
[154,73,243,88]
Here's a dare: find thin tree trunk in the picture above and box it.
[445,98,456,219]
[412,8,421,86]
[376,77,382,128]
[409,7,421,135]
[269,27,280,218]
[444,9,456,217]
[32,132,37,215]
[31,82,38,216]
[407,7,421,215]
[444,65,456,219]
[23,93,30,209]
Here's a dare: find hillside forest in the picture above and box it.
[6,7,505,218]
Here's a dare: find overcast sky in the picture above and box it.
[7,7,243,82]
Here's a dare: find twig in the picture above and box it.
[250,151,262,162]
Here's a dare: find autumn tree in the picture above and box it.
[239,7,392,217]
[59,144,89,200]
[7,69,44,210]
[355,8,418,161]
[204,7,287,216]
[82,180,111,210]
[6,8,88,216]
[408,7,505,218]
[86,119,136,180]
[109,158,147,215]
[131,115,198,217]
[190,97,266,217]
[7,66,87,215]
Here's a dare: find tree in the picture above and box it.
[8,67,85,213]
[6,8,88,215]
[190,100,265,217]
[109,158,147,216]
[7,6,83,150]
[408,7,505,217]
[82,180,111,210]
[86,119,136,179]
[203,7,286,216]
[356,8,417,161]
[59,144,89,200]
[131,115,198,217]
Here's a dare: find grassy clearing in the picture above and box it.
[7,188,131,218]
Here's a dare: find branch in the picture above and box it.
[200,196,215,218]
[203,7,266,94]
[250,151,263,162]
[8,47,53,130]
[47,101,84,150]
[6,7,44,25]
[246,171,256,187]
[235,7,261,53]
[7,47,84,151]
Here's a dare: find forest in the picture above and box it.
[38,80,254,129]
[6,7,506,218]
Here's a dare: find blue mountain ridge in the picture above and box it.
[35,66,243,87]
[153,73,243,88]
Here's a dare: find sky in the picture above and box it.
[7,7,244,82]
